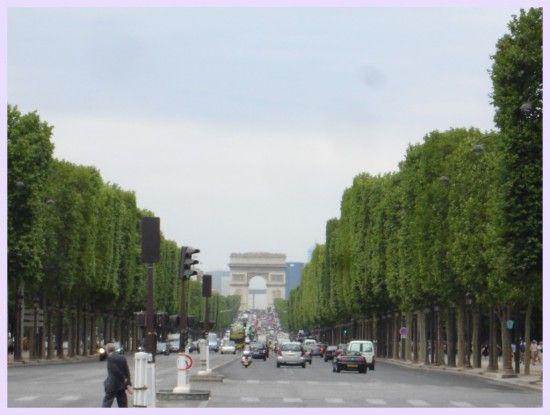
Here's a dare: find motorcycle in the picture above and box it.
[242,350,252,368]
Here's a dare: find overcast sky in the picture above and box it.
[8,7,516,270]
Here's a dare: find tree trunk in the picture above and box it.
[446,307,456,367]
[499,306,514,374]
[436,308,444,365]
[46,305,53,359]
[418,310,428,364]
[456,302,466,368]
[524,303,532,375]
[56,301,64,358]
[472,306,481,368]
[68,309,75,358]
[393,313,400,359]
[372,315,378,357]
[89,312,97,355]
[412,314,418,363]
[81,310,88,356]
[405,311,413,361]
[488,308,498,371]
[75,304,81,356]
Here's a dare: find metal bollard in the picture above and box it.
[147,354,156,407]
[133,352,149,407]
[197,339,211,375]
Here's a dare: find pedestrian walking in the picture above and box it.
[101,343,133,408]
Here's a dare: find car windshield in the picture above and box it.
[224,341,235,347]
[349,342,373,353]
[281,343,301,352]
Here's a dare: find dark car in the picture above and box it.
[324,345,338,362]
[333,351,367,373]
[251,342,268,361]
[188,341,199,353]
[310,343,323,357]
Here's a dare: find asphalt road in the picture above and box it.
[8,352,542,408]
[196,354,542,408]
[8,350,237,408]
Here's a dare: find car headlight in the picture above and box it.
[99,348,105,354]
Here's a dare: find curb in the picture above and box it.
[8,355,100,368]
[379,358,543,392]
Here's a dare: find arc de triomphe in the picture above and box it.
[228,252,286,310]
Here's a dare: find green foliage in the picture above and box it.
[489,8,542,307]
[8,105,54,290]
[8,106,238,323]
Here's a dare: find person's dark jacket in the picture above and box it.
[104,352,132,393]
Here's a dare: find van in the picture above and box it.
[208,332,219,352]
[347,340,375,370]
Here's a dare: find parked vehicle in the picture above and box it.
[251,341,268,360]
[276,342,306,368]
[347,340,375,370]
[324,345,338,361]
[168,339,180,353]
[157,341,170,356]
[333,351,367,373]
[221,340,237,354]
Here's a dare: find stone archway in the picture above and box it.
[228,253,286,310]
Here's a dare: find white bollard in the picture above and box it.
[197,339,211,375]
[173,353,191,393]
[133,352,149,407]
[147,356,156,408]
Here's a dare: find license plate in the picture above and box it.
[347,364,358,368]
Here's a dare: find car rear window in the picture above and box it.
[349,342,373,352]
[282,343,302,352]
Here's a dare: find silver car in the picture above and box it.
[276,342,306,368]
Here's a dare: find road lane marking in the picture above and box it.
[366,398,387,405]
[450,401,473,407]
[283,398,303,403]
[241,397,260,402]
[58,395,80,401]
[277,380,290,384]
[325,398,344,404]
[497,404,516,408]
[408,399,429,407]
[16,396,39,401]
[306,381,319,385]
[246,379,260,384]
[336,381,350,386]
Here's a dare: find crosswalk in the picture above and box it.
[10,394,525,408]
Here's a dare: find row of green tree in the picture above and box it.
[284,8,542,374]
[8,104,239,354]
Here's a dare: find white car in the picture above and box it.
[276,342,306,368]
[347,340,375,370]
[220,340,236,354]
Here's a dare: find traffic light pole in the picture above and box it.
[145,264,156,363]
[178,277,188,352]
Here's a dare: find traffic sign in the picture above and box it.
[399,327,408,337]
[506,320,514,330]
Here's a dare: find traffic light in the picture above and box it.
[179,246,200,279]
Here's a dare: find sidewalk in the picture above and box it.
[379,356,543,392]
[8,351,101,367]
